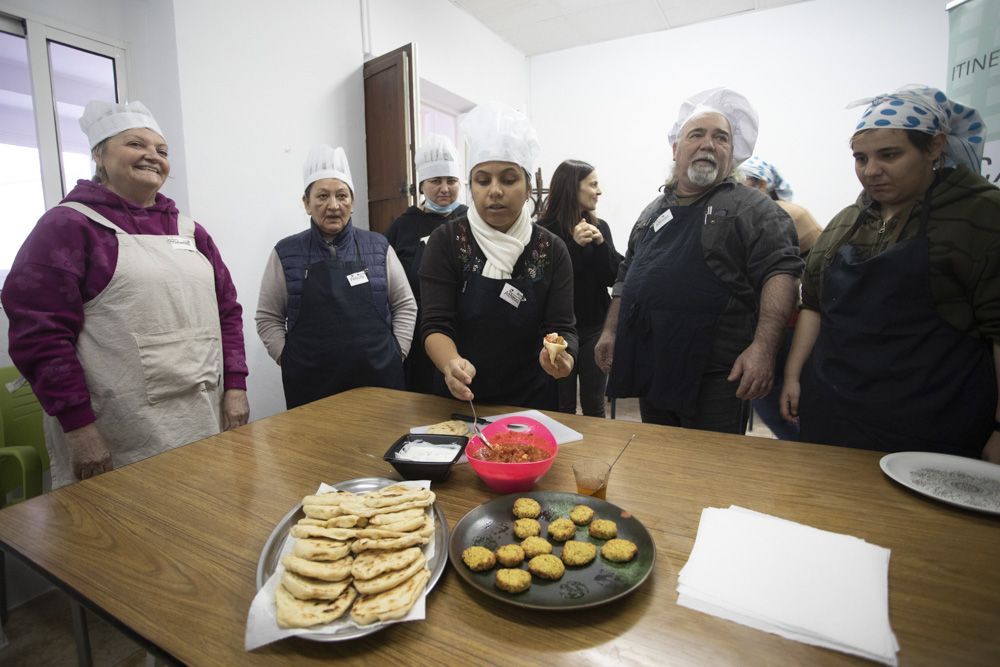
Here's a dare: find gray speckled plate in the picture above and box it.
[880,452,1000,515]
[448,491,655,610]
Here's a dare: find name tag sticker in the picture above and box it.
[168,237,196,251]
[652,210,674,233]
[347,271,369,287]
[499,282,525,308]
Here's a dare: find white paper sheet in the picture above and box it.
[677,506,899,665]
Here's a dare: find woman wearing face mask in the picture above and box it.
[1,100,249,487]
[256,144,417,408]
[780,86,1000,462]
[537,160,622,417]
[386,134,468,393]
[420,103,577,409]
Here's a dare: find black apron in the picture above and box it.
[434,261,557,410]
[607,205,730,416]
[403,236,437,393]
[281,237,405,409]
[800,199,995,457]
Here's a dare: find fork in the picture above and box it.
[468,400,495,450]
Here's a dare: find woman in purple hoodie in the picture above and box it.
[1,100,249,488]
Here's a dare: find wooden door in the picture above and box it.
[363,44,417,235]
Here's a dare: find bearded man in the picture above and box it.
[595,88,803,433]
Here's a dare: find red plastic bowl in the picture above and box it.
[466,416,558,493]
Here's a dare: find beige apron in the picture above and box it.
[44,202,224,488]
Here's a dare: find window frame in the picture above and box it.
[3,12,128,209]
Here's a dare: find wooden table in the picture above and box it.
[0,388,997,666]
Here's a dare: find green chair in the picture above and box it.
[0,366,48,506]
[0,366,48,629]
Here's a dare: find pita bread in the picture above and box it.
[341,496,435,519]
[292,538,352,562]
[543,332,567,364]
[302,504,344,520]
[275,583,356,628]
[282,571,353,601]
[423,419,469,436]
[353,554,426,595]
[282,554,353,582]
[350,568,430,626]
[368,508,425,526]
[351,533,429,553]
[352,546,423,581]
[291,525,359,541]
[301,490,355,507]
[367,514,424,533]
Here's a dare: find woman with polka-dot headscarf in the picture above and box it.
[780,85,1000,462]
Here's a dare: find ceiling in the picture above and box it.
[449,0,810,56]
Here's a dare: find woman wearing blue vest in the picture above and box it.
[420,103,578,410]
[256,145,417,408]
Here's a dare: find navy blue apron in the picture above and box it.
[799,195,995,457]
[607,205,730,416]
[433,251,557,410]
[282,236,405,409]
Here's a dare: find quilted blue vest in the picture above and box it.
[275,221,391,331]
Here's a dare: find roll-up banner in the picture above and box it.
[947,0,1000,183]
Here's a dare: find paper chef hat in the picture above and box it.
[303,144,354,192]
[78,100,164,149]
[669,87,759,165]
[461,101,540,176]
[416,133,462,184]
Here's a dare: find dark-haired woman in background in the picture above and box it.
[538,160,622,417]
[780,86,1000,462]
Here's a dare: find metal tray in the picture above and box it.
[256,477,449,641]
[448,491,654,611]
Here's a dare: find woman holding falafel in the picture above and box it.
[419,102,577,410]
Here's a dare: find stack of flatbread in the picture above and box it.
[274,484,436,629]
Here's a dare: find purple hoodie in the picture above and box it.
[1,180,248,431]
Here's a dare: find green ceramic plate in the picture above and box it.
[448,491,655,610]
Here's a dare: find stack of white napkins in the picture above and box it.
[677,506,899,665]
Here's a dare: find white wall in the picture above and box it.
[529,0,949,249]
[367,0,529,111]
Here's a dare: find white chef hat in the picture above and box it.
[416,134,462,184]
[79,100,164,149]
[303,144,353,192]
[668,87,759,165]
[461,101,540,176]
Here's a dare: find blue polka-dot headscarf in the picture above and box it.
[739,156,794,201]
[848,85,985,173]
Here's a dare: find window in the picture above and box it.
[0,13,124,281]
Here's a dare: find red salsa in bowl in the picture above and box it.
[471,431,551,463]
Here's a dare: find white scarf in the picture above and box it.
[467,201,533,279]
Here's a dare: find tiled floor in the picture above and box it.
[0,398,774,666]
[0,589,145,666]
